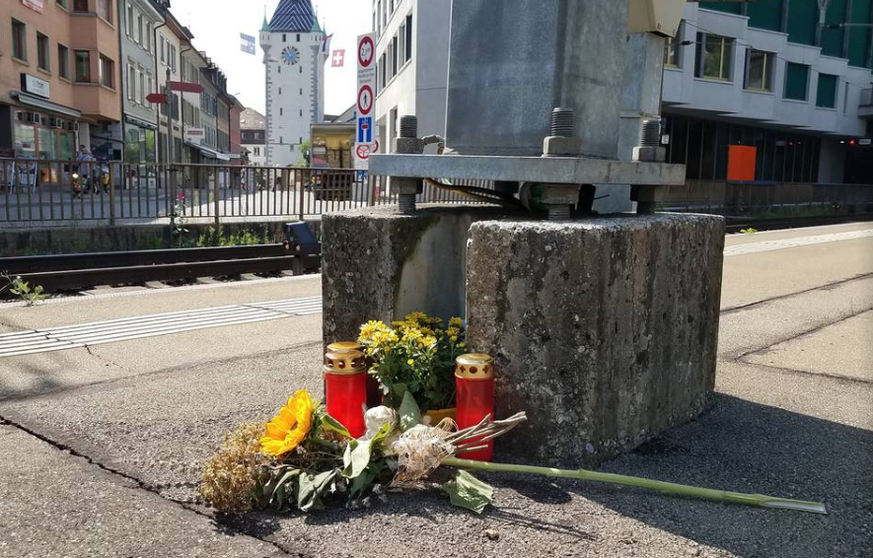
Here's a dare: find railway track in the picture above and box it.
[0,244,320,294]
[724,213,873,234]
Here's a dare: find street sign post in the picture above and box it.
[169,81,204,94]
[146,93,168,104]
[355,34,377,171]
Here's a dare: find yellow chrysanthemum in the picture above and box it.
[259,389,314,457]
[407,359,415,366]
[449,317,463,329]
[459,342,466,348]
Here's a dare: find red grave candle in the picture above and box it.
[455,353,495,461]
[327,341,381,408]
[324,349,368,438]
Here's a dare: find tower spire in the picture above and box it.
[261,5,270,32]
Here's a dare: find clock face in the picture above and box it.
[282,46,300,66]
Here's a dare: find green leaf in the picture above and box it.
[297,469,341,512]
[398,390,422,432]
[342,422,392,479]
[442,470,494,514]
[321,413,352,438]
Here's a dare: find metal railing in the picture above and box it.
[659,179,873,217]
[0,158,488,225]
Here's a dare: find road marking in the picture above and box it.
[0,296,323,358]
[724,229,873,257]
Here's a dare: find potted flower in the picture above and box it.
[358,312,466,420]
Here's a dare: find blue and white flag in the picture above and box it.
[240,33,256,55]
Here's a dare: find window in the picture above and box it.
[296,34,301,42]
[97,0,112,22]
[160,35,165,62]
[405,14,412,62]
[784,62,809,101]
[137,14,143,44]
[299,88,303,95]
[145,23,151,52]
[37,33,50,72]
[745,49,774,92]
[73,0,88,12]
[12,20,27,62]
[57,0,68,9]
[75,50,91,82]
[170,45,176,72]
[280,108,283,116]
[283,34,286,42]
[664,35,681,68]
[128,64,136,100]
[392,35,398,75]
[695,33,733,81]
[127,4,134,36]
[138,68,145,103]
[278,87,282,95]
[99,55,114,88]
[254,147,260,156]
[816,74,838,109]
[299,109,303,116]
[58,44,70,79]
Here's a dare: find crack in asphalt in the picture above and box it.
[0,414,306,558]
[720,272,873,316]
[732,359,873,387]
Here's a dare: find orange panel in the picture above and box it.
[727,145,757,181]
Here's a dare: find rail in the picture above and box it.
[0,158,490,225]
[0,244,319,292]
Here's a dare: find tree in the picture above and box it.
[295,140,312,168]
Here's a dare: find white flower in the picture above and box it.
[359,406,397,440]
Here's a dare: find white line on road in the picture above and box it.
[724,229,873,257]
[0,296,323,358]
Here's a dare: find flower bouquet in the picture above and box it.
[358,313,467,412]
[200,389,827,516]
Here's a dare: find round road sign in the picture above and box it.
[357,85,374,115]
[358,36,375,68]
[356,144,371,160]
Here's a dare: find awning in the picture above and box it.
[11,91,81,119]
[184,140,231,161]
[125,115,158,130]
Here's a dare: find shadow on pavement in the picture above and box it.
[576,393,872,558]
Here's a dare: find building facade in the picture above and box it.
[662,1,873,185]
[119,0,163,164]
[240,107,266,166]
[260,0,326,167]
[0,0,122,168]
[372,0,450,155]
[370,0,872,186]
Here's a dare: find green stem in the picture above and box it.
[442,457,826,515]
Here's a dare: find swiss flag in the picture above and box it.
[331,50,345,68]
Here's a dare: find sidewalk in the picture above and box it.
[0,224,871,558]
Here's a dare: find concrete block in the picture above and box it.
[321,205,512,345]
[465,214,725,466]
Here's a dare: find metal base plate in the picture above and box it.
[369,154,686,186]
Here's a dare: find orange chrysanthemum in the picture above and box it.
[259,389,314,457]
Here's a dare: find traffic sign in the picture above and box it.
[357,85,373,115]
[146,93,168,104]
[358,35,375,68]
[356,144,371,160]
[169,81,204,94]
[357,117,373,143]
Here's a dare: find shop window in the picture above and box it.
[37,33,50,72]
[75,50,91,82]
[99,55,114,88]
[784,62,809,101]
[12,19,27,62]
[58,44,70,79]
[816,74,838,108]
[745,49,775,92]
[695,33,734,81]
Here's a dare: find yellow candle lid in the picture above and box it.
[324,349,367,375]
[455,353,494,380]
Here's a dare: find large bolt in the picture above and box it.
[398,192,417,214]
[550,108,575,138]
[399,115,419,139]
[639,119,661,148]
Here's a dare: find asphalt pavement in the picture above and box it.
[1,222,871,558]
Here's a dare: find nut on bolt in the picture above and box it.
[632,119,666,163]
[543,107,582,157]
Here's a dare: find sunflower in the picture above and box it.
[259,389,314,457]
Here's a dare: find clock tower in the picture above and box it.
[260,0,326,167]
